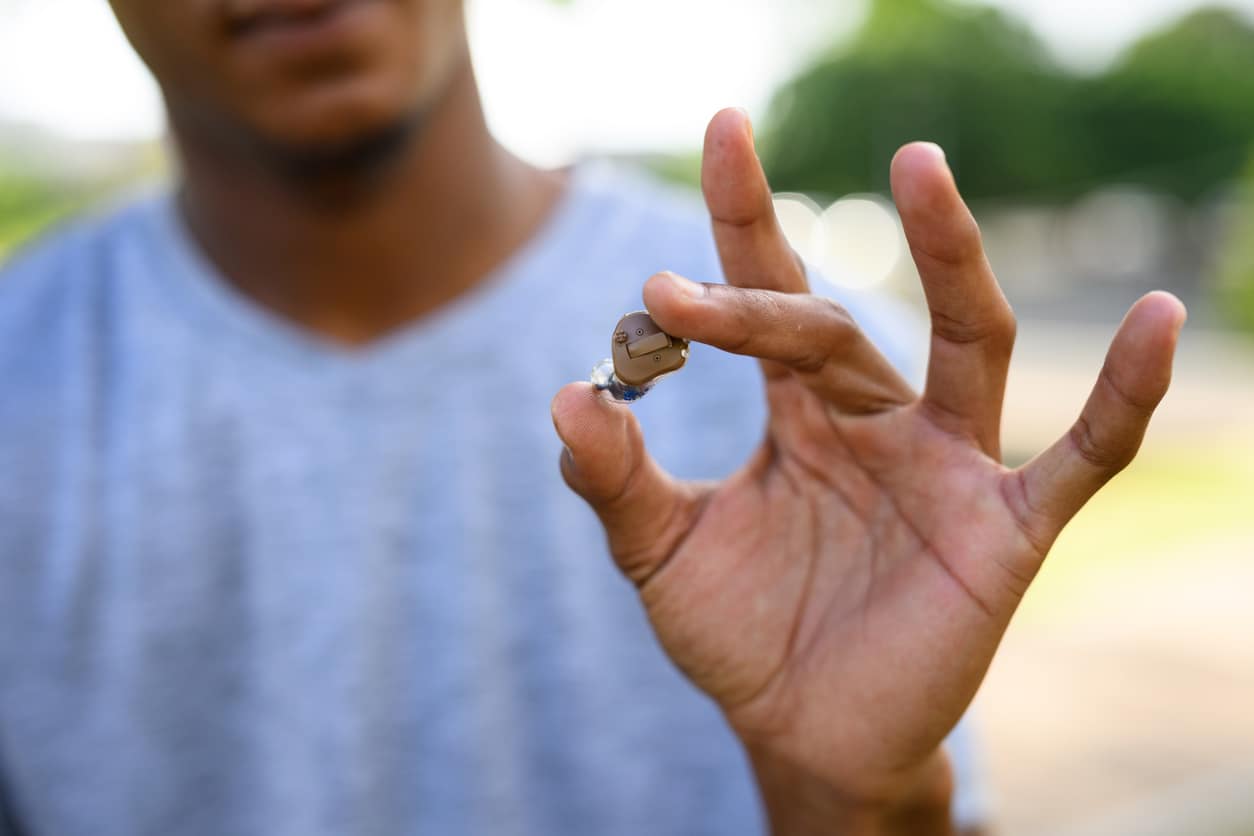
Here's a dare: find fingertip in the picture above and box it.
[1102,293,1186,413]
[1120,292,1188,358]
[702,108,769,221]
[890,141,955,209]
[552,380,591,418]
[644,270,706,301]
[1137,290,1188,333]
[643,271,707,328]
[889,142,989,275]
[551,384,599,491]
[552,381,601,440]
[705,107,754,153]
[893,141,947,168]
[551,378,656,511]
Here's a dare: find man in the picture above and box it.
[0,1,1183,834]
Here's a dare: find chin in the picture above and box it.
[250,73,419,157]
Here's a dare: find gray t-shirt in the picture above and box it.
[0,162,983,835]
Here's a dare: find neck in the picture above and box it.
[172,52,565,346]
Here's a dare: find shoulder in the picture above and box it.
[0,217,94,324]
[0,196,158,326]
[0,196,164,393]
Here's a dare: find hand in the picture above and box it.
[551,109,1184,834]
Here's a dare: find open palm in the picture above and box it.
[552,109,1183,828]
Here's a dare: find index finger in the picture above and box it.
[644,272,915,415]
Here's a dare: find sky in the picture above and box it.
[2,0,1253,165]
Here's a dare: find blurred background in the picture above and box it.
[2,0,1252,832]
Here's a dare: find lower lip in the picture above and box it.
[233,0,383,56]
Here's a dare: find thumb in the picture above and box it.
[551,382,700,586]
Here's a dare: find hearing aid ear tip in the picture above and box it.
[590,358,616,390]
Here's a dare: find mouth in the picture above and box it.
[226,0,380,49]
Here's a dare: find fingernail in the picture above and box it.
[918,141,947,163]
[662,271,706,301]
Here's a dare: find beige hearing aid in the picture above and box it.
[591,311,689,402]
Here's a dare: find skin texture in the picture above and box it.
[551,109,1185,834]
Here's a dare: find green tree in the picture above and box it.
[1079,7,1254,200]
[761,0,1079,200]
[761,1,1254,204]
[0,168,85,258]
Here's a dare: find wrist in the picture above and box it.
[745,743,954,836]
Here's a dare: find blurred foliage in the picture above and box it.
[1025,434,1254,606]
[0,168,89,258]
[762,0,1254,203]
[1214,149,1254,332]
[642,150,702,190]
[1087,7,1254,200]
[0,140,164,260]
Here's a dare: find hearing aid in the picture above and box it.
[590,311,689,402]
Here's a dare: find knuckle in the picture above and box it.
[1069,415,1135,473]
[723,287,784,354]
[912,215,985,270]
[992,304,1018,346]
[930,298,1016,349]
[756,288,789,322]
[818,297,858,349]
[817,295,855,328]
[735,286,780,320]
[968,214,986,247]
[1099,363,1159,416]
[795,297,855,374]
[929,308,988,345]
[791,344,829,375]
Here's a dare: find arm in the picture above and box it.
[552,108,1182,835]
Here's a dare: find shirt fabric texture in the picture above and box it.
[0,161,985,835]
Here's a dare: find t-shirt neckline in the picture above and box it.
[142,161,600,375]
